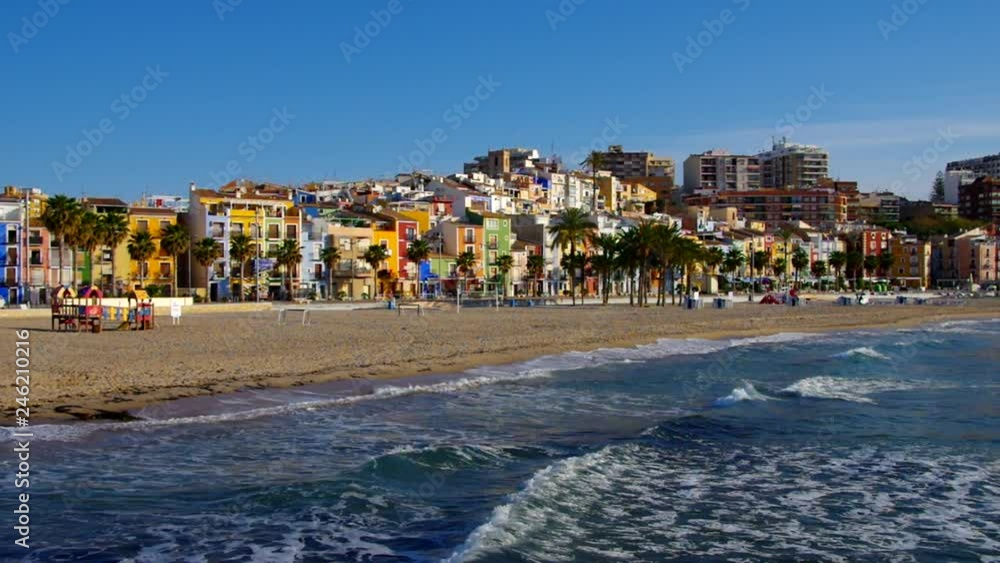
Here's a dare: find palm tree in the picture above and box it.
[878,251,894,279]
[319,246,341,301]
[99,212,129,295]
[828,251,846,290]
[40,195,81,286]
[271,239,302,300]
[811,260,828,289]
[863,254,879,288]
[673,238,705,306]
[191,237,222,301]
[127,231,156,289]
[526,254,545,297]
[580,151,605,212]
[651,223,680,306]
[753,250,770,281]
[160,223,190,297]
[548,208,597,305]
[589,233,618,304]
[704,246,725,293]
[363,245,389,299]
[791,247,810,290]
[456,250,477,297]
[495,254,514,298]
[723,248,745,291]
[229,232,253,302]
[77,211,101,285]
[846,251,864,290]
[407,238,432,297]
[773,257,788,286]
[626,219,659,306]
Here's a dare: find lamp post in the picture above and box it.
[749,241,755,303]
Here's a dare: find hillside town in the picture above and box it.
[2,141,998,305]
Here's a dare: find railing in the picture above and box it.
[28,236,43,245]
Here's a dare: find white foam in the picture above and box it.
[779,376,936,404]
[714,381,770,406]
[832,347,891,361]
[4,369,554,442]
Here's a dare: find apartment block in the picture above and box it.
[757,139,829,189]
[714,189,847,225]
[597,145,676,204]
[958,176,1000,223]
[946,153,1000,180]
[889,234,931,289]
[683,150,760,193]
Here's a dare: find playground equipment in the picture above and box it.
[99,290,155,330]
[50,286,157,332]
[51,285,104,333]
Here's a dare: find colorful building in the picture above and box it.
[127,206,179,292]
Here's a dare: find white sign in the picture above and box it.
[170,300,182,324]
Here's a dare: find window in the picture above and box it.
[379,240,389,249]
[210,222,225,238]
[449,264,458,276]
[30,250,42,265]
[339,238,352,250]
[159,263,171,278]
[465,245,475,254]
[232,223,244,235]
[159,220,171,233]
[286,225,297,239]
[488,235,498,249]
[6,228,16,244]
[486,219,498,229]
[405,227,416,241]
[314,264,323,278]
[268,243,279,256]
[464,229,475,244]
[137,220,149,233]
[267,224,280,239]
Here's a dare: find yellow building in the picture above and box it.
[127,207,179,292]
[890,234,931,289]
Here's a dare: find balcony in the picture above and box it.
[28,236,43,245]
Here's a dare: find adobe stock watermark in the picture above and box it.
[7,0,71,54]
[393,74,501,174]
[51,65,170,182]
[208,107,297,187]
[566,117,629,166]
[340,0,409,64]
[545,0,586,31]
[878,0,930,41]
[749,84,833,155]
[213,0,243,21]
[888,127,960,192]
[673,0,751,74]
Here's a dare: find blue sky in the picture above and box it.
[1,0,998,201]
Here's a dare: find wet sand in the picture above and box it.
[3,300,998,422]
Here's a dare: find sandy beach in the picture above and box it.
[3,300,999,422]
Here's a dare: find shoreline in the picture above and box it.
[3,302,998,424]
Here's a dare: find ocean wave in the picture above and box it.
[2,369,555,442]
[713,381,770,406]
[778,376,937,404]
[443,445,631,563]
[444,442,1000,562]
[831,347,891,361]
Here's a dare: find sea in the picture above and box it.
[2,318,998,562]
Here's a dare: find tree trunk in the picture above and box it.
[57,236,64,286]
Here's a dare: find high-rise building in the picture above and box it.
[943,170,975,205]
[946,153,1000,179]
[958,176,1000,224]
[682,150,760,193]
[757,139,829,189]
[595,145,675,206]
